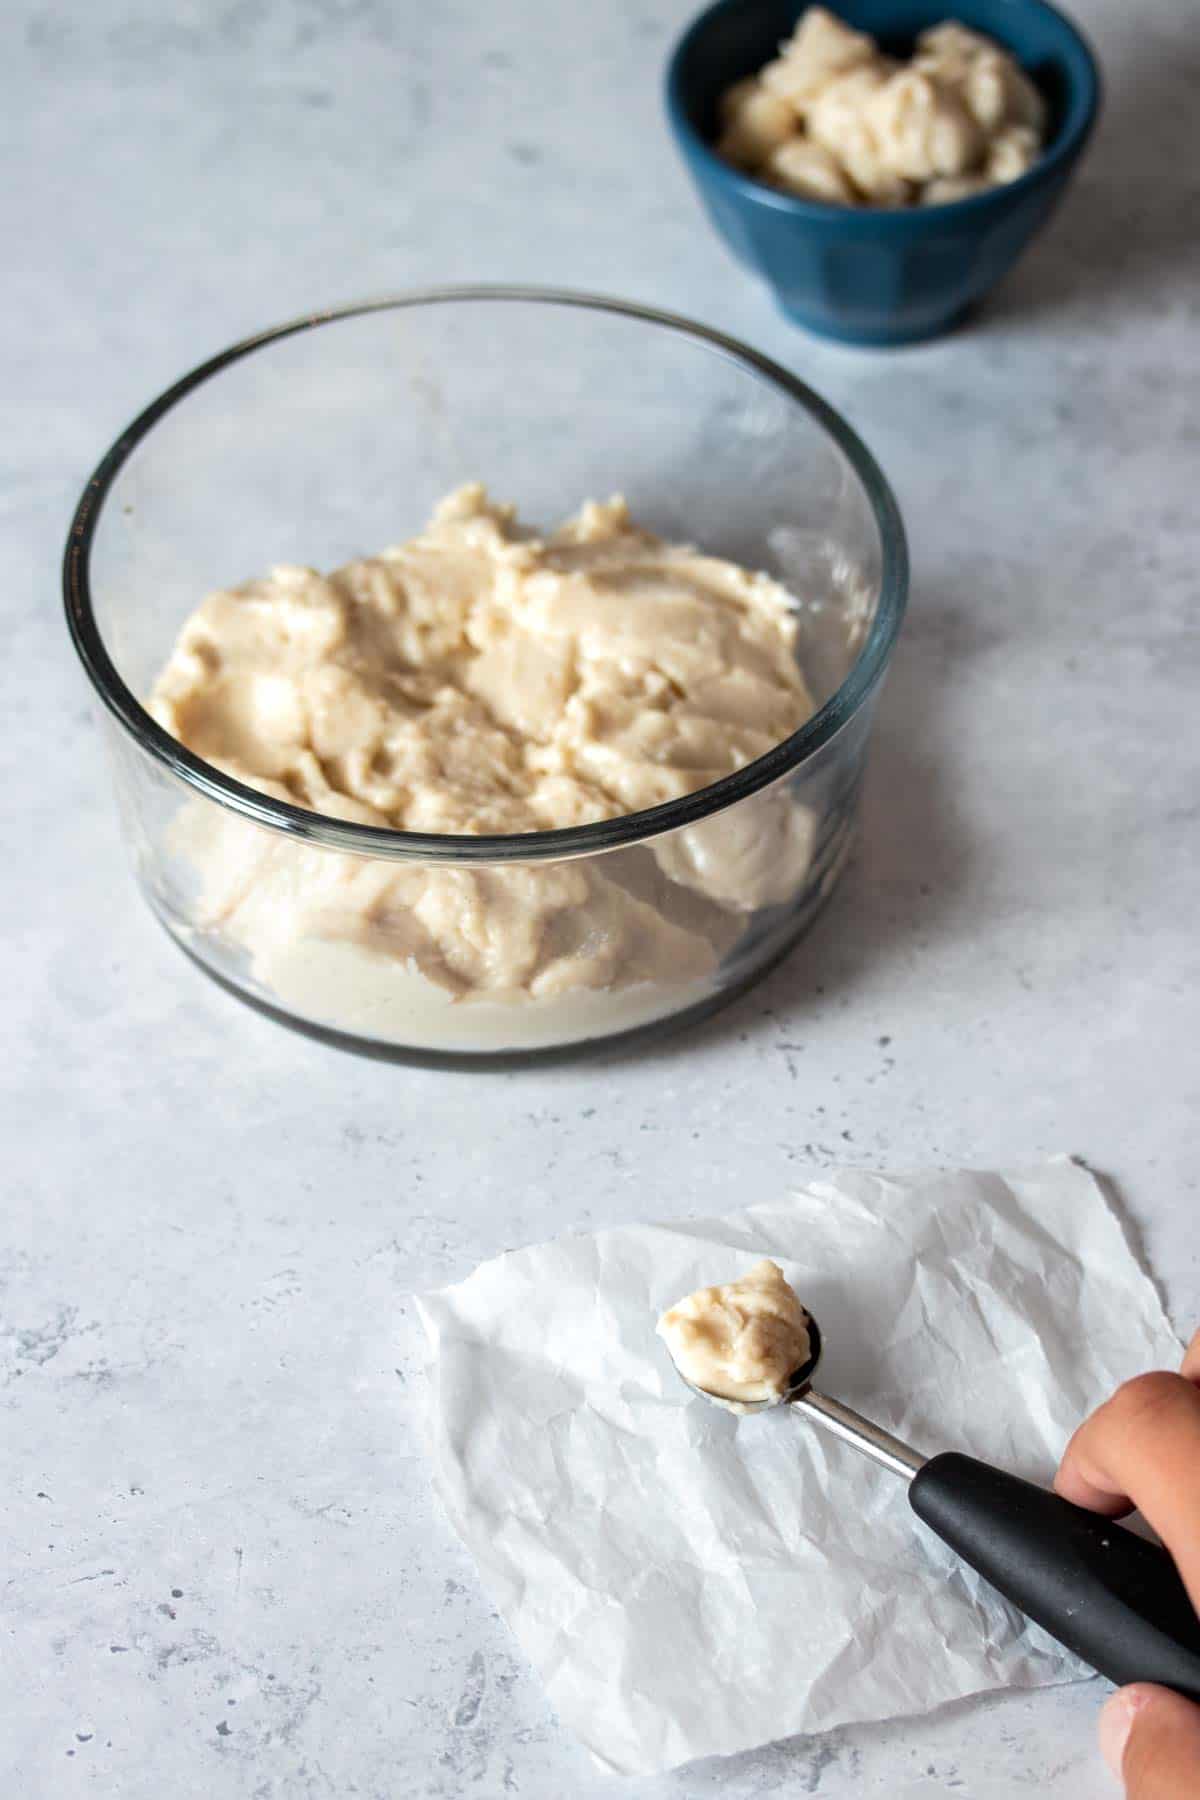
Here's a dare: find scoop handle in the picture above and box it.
[908,1452,1200,1699]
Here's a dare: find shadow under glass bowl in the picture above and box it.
[667,0,1101,345]
[63,288,907,1066]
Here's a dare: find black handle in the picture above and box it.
[909,1452,1200,1699]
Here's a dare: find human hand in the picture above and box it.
[1054,1328,1200,1796]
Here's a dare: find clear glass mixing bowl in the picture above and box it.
[64,289,907,1064]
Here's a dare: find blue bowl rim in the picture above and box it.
[63,286,909,866]
[665,0,1102,222]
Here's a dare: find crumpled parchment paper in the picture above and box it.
[416,1158,1181,1775]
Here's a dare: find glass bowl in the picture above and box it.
[63,289,907,1064]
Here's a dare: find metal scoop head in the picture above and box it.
[671,1309,924,1477]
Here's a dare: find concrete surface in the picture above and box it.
[4,0,1198,1794]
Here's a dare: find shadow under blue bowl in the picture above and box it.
[666,0,1101,345]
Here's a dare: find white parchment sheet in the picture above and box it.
[416,1158,1182,1775]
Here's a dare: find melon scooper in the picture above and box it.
[675,1312,1200,1699]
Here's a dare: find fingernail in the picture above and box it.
[1099,1687,1146,1776]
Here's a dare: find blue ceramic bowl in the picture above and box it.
[666,0,1100,344]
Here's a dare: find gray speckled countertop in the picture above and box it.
[5,0,1200,1795]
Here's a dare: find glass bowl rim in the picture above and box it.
[63,285,908,865]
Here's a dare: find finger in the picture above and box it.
[1182,1329,1200,1383]
[1054,1373,1200,1518]
[1099,1684,1200,1798]
[1053,1372,1200,1609]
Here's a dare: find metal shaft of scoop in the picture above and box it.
[792,1389,927,1479]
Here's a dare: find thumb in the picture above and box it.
[1100,1684,1200,1796]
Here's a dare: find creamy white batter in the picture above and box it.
[718,9,1046,206]
[151,487,817,1047]
[658,1259,812,1403]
